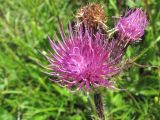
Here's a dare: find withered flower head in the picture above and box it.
[76,3,107,29]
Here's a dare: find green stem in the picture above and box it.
[94,92,105,120]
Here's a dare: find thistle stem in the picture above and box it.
[94,92,105,120]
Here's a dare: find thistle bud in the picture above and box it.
[116,8,148,43]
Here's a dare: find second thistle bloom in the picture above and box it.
[47,26,119,91]
[116,8,148,42]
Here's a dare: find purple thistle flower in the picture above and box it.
[46,26,120,91]
[116,8,148,42]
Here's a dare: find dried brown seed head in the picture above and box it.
[76,3,107,29]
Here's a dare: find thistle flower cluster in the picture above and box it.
[45,7,148,91]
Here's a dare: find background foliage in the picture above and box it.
[0,0,160,120]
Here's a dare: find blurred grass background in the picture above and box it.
[0,0,160,120]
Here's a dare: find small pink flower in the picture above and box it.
[46,26,120,91]
[116,9,148,42]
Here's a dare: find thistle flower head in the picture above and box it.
[46,26,120,91]
[76,3,106,29]
[116,8,148,42]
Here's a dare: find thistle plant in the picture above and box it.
[43,4,148,120]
